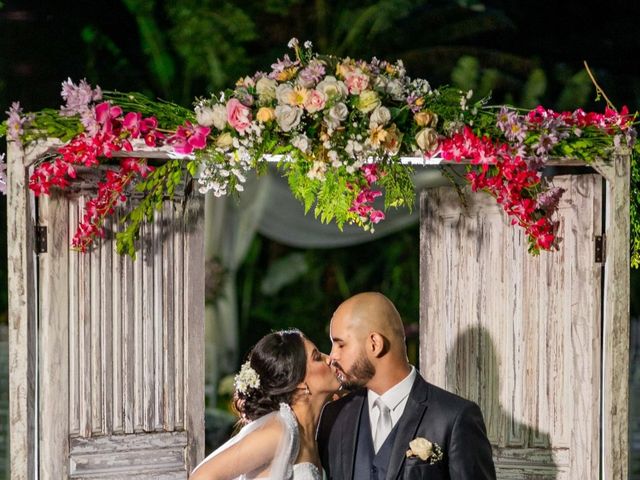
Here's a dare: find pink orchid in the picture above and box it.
[168,121,211,154]
[362,164,379,183]
[95,102,123,125]
[370,210,385,224]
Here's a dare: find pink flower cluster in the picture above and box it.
[441,126,558,252]
[29,101,161,196]
[527,105,633,130]
[349,164,385,228]
[27,78,215,251]
[71,158,152,252]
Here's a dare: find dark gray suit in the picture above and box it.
[317,375,496,480]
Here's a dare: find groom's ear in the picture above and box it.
[369,332,388,357]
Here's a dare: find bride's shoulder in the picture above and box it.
[250,404,294,435]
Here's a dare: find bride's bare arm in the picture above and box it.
[189,418,284,480]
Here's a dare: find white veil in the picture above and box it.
[192,403,298,479]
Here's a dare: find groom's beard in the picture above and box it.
[335,353,375,390]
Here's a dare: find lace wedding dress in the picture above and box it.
[192,403,322,480]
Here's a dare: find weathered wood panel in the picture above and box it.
[33,170,204,476]
[69,431,188,478]
[183,195,206,469]
[7,140,47,480]
[420,174,602,479]
[38,191,70,478]
[593,154,631,479]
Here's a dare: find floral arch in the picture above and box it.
[0,38,638,263]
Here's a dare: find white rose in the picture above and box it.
[372,75,388,92]
[195,105,216,127]
[197,104,227,130]
[407,437,433,461]
[415,127,439,152]
[386,79,404,101]
[212,104,229,130]
[324,102,349,130]
[275,105,303,132]
[369,106,391,128]
[276,84,295,105]
[316,76,348,100]
[256,77,277,101]
[291,134,310,153]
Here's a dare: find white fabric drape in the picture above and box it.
[204,166,448,398]
[204,171,270,401]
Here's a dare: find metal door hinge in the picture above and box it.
[595,235,605,263]
[35,225,47,254]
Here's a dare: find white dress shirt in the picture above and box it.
[367,366,417,441]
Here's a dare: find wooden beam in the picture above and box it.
[7,140,39,479]
[593,152,630,479]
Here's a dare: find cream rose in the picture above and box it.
[276,84,295,105]
[406,438,433,461]
[275,105,303,132]
[357,90,381,113]
[324,102,349,130]
[215,132,234,149]
[291,134,310,153]
[369,106,391,128]
[316,76,348,100]
[256,77,277,101]
[415,127,438,152]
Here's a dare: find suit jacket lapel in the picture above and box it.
[339,391,366,480]
[385,376,430,480]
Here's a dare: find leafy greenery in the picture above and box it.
[116,158,191,257]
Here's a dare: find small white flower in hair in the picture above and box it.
[234,361,261,395]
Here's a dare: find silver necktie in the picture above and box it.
[373,397,392,453]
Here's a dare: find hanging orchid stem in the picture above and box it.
[583,61,616,110]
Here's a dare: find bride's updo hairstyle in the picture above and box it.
[234,329,307,422]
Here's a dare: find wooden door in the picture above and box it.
[420,174,602,478]
[37,183,204,478]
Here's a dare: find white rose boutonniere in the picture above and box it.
[405,437,444,464]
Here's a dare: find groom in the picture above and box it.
[317,292,496,479]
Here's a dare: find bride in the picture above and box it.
[190,329,340,480]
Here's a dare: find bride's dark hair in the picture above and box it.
[234,329,307,422]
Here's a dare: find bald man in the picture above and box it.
[317,292,496,480]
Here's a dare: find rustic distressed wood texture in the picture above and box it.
[421,174,603,479]
[2,136,207,479]
[7,140,42,480]
[593,155,631,479]
[69,431,189,479]
[36,189,204,477]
